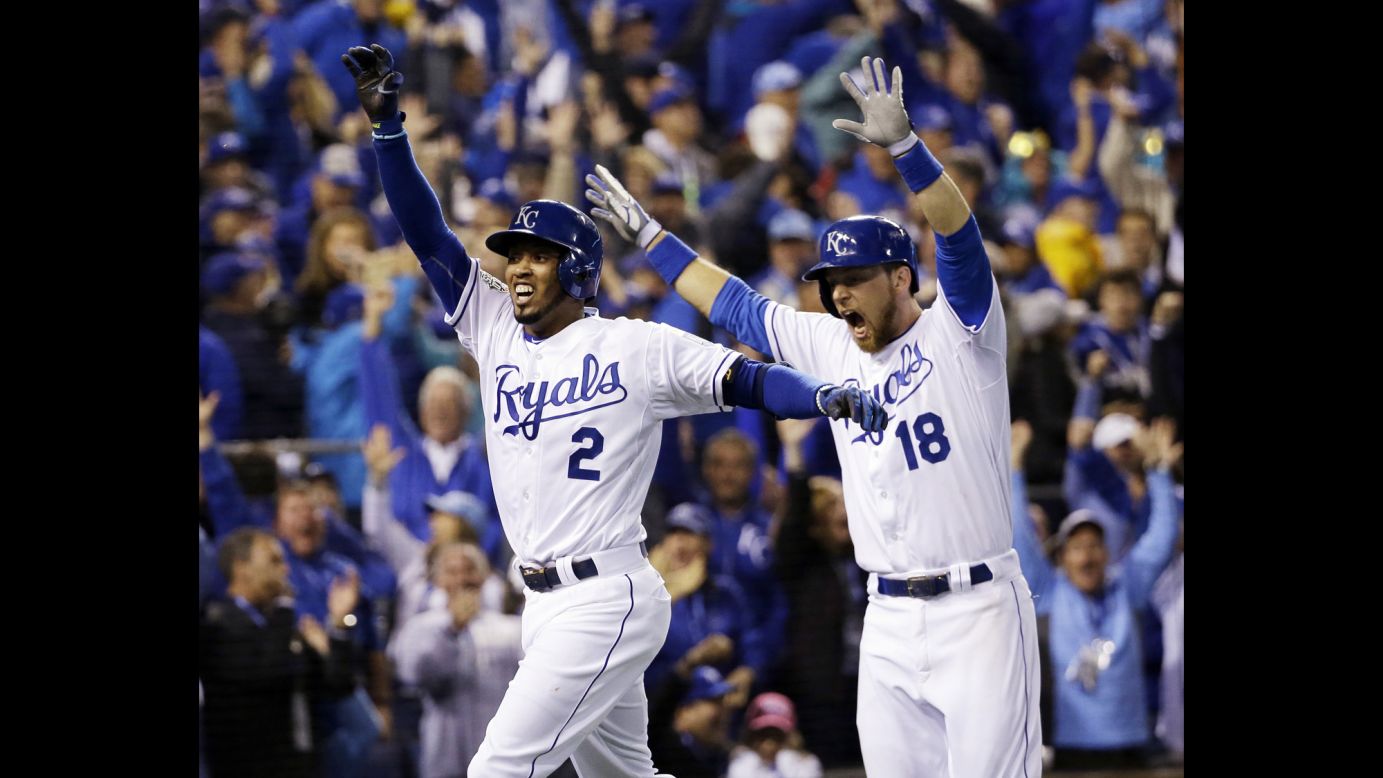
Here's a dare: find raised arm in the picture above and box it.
[585,167,780,357]
[341,44,472,315]
[1009,420,1054,599]
[360,424,422,575]
[1122,419,1183,606]
[832,56,993,329]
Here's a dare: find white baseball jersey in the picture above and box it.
[763,278,1012,573]
[444,256,741,565]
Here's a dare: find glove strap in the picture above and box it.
[815,385,832,417]
[371,112,407,140]
[636,219,664,250]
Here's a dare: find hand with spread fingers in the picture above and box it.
[341,43,404,123]
[584,164,663,248]
[832,56,916,153]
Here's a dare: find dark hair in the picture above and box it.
[1097,268,1142,296]
[941,151,985,189]
[218,527,272,580]
[201,7,249,47]
[303,463,339,489]
[1074,43,1119,83]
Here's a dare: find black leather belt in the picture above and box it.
[521,542,649,592]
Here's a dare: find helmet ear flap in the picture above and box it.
[558,246,602,300]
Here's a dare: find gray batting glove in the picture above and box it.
[584,165,663,249]
[832,56,920,156]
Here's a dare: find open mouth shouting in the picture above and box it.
[840,308,869,341]
[512,282,536,306]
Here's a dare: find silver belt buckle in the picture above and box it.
[906,573,948,598]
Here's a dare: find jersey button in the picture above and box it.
[880,491,888,499]
[522,490,530,501]
[536,354,544,361]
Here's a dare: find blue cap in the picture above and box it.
[651,172,684,196]
[207,131,246,164]
[684,666,736,705]
[201,187,259,220]
[235,234,278,260]
[617,2,655,26]
[322,284,366,329]
[768,209,815,243]
[666,502,712,537]
[618,249,653,277]
[425,491,488,522]
[199,187,264,245]
[475,177,517,211]
[622,281,656,310]
[1000,204,1041,249]
[317,144,366,189]
[914,103,953,132]
[202,252,266,297]
[1048,176,1100,206]
[508,148,552,169]
[624,54,660,78]
[1163,118,1184,148]
[753,61,803,97]
[648,87,693,116]
[658,61,696,93]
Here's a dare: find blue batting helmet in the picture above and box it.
[802,215,918,317]
[485,200,604,300]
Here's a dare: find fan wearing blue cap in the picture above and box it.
[1010,417,1183,767]
[199,187,268,253]
[201,252,305,440]
[644,502,767,714]
[344,42,887,778]
[646,665,737,778]
[747,60,822,174]
[747,209,818,309]
[589,56,1048,777]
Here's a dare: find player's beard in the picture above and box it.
[856,296,901,353]
[513,285,568,326]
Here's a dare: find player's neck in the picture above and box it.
[524,300,586,340]
[881,300,923,346]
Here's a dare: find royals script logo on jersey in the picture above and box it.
[493,353,629,439]
[844,339,934,444]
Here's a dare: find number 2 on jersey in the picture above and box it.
[568,427,605,481]
[893,412,951,470]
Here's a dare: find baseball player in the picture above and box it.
[341,44,889,778]
[587,56,1043,776]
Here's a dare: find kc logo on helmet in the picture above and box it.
[826,231,858,256]
[517,205,539,228]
